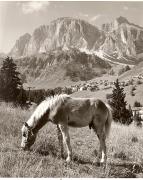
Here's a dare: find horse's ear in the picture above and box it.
[24,122,30,128]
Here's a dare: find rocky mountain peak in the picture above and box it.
[116,16,129,24]
[9,16,143,64]
[9,33,31,57]
[100,17,143,63]
[10,17,104,57]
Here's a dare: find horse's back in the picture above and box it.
[69,97,107,110]
[94,99,108,113]
[65,97,108,115]
[69,97,109,127]
[51,96,109,127]
[62,97,94,127]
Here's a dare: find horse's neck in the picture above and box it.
[27,95,66,133]
[29,110,50,134]
[27,117,36,129]
[34,119,48,133]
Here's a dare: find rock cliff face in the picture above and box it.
[10,17,104,57]
[10,16,143,64]
[9,33,31,57]
[100,16,143,62]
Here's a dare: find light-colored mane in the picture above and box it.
[27,94,70,127]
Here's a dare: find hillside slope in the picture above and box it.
[119,61,143,81]
[15,49,111,89]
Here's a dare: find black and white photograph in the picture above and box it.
[0,0,143,178]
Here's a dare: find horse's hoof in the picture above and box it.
[96,162,101,167]
[64,158,71,167]
[66,157,71,164]
[100,162,105,166]
[65,155,72,165]
[96,161,106,167]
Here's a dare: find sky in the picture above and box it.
[0,1,143,53]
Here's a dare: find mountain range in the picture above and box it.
[1,16,143,88]
[9,16,143,64]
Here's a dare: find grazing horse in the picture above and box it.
[21,94,112,164]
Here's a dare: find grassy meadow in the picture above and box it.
[0,102,143,178]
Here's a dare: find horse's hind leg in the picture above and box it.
[98,130,106,164]
[93,123,107,164]
[57,125,64,158]
[59,124,72,163]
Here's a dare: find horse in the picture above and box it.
[21,94,112,164]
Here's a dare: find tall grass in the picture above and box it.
[0,102,143,177]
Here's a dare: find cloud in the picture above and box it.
[18,1,50,14]
[79,13,89,18]
[54,4,63,9]
[90,14,102,22]
[123,6,129,11]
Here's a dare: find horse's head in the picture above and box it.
[21,122,37,150]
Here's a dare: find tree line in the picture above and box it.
[0,57,72,107]
[0,56,142,126]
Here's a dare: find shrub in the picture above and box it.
[136,80,142,85]
[134,101,142,107]
[118,65,131,76]
[133,111,142,127]
[128,79,134,85]
[131,91,135,96]
[131,136,138,143]
[106,93,112,100]
[65,62,98,82]
[130,86,136,96]
[100,69,106,75]
[108,69,115,75]
[114,151,128,160]
[131,86,136,91]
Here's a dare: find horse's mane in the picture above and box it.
[28,94,70,127]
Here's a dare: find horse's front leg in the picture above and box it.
[59,124,72,163]
[57,125,64,158]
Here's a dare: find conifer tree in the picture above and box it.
[134,111,142,127]
[17,85,27,107]
[128,104,133,121]
[109,79,133,125]
[0,57,22,103]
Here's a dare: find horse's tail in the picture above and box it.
[105,103,113,137]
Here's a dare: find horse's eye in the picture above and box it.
[23,133,26,137]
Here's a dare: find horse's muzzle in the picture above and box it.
[20,143,30,151]
[20,146,30,151]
